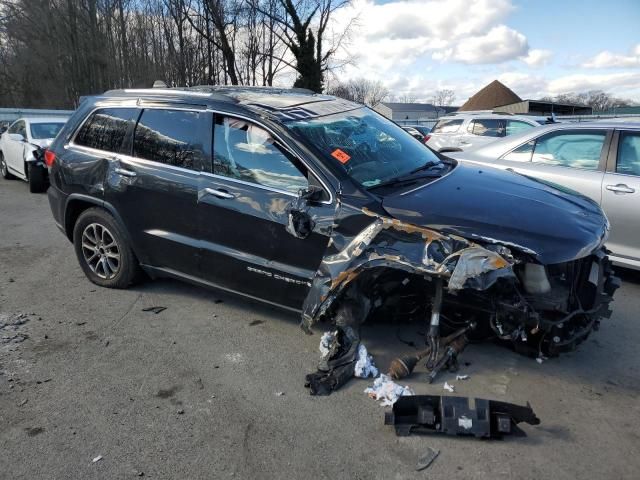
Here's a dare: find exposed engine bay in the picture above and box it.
[294,201,620,389]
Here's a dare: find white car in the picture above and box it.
[0,117,68,192]
[426,113,548,153]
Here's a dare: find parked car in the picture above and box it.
[45,87,617,359]
[0,116,68,192]
[449,122,640,270]
[402,124,432,143]
[426,113,547,153]
[401,126,424,141]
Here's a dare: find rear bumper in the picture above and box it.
[47,184,68,236]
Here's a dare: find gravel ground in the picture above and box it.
[1,177,639,480]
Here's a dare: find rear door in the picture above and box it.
[103,106,212,276]
[426,118,464,151]
[496,129,610,204]
[197,114,333,309]
[601,129,640,263]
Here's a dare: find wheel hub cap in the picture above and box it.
[81,223,121,279]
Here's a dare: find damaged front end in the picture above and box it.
[300,203,619,361]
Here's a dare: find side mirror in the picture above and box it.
[9,133,25,142]
[300,184,325,202]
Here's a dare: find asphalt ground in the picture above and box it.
[1,176,639,479]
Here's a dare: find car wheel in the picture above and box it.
[27,163,47,193]
[0,153,15,180]
[73,207,142,288]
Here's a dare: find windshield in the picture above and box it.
[284,107,441,188]
[30,122,65,140]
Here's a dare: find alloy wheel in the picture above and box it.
[81,223,121,279]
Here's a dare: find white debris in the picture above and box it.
[536,356,548,364]
[354,344,379,378]
[456,374,470,381]
[319,331,336,358]
[458,415,473,429]
[364,374,414,406]
[443,381,455,392]
[92,455,103,463]
[275,391,285,396]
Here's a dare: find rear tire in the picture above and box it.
[73,207,142,288]
[0,152,15,180]
[27,163,47,193]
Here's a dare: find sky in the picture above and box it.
[322,0,640,104]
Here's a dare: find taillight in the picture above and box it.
[423,135,431,143]
[44,149,56,167]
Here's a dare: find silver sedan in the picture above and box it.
[449,122,640,270]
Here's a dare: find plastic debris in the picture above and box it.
[141,306,166,314]
[456,374,470,381]
[354,344,379,378]
[18,399,28,406]
[319,331,336,358]
[444,381,455,392]
[536,356,548,364]
[416,447,440,471]
[92,455,103,463]
[364,374,414,406]
[275,391,285,396]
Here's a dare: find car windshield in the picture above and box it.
[284,107,441,188]
[30,122,65,140]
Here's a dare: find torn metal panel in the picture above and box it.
[385,395,540,438]
[300,205,515,331]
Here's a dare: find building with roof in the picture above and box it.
[373,102,451,122]
[458,80,522,112]
[494,99,592,116]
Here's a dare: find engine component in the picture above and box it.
[384,395,540,438]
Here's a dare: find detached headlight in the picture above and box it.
[521,263,551,294]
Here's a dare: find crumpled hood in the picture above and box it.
[382,162,608,264]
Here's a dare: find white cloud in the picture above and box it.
[547,72,640,95]
[432,26,528,64]
[521,49,553,67]
[582,44,640,68]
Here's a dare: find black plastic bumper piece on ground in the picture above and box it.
[384,395,540,438]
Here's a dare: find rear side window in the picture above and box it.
[75,108,139,153]
[616,131,640,176]
[468,119,505,137]
[133,109,211,171]
[213,116,308,194]
[531,131,606,170]
[502,140,535,162]
[506,120,535,136]
[431,119,463,134]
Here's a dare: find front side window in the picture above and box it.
[469,119,505,137]
[616,131,640,176]
[506,120,535,136]
[531,130,606,170]
[502,140,535,162]
[30,122,65,140]
[431,119,463,134]
[213,116,308,194]
[285,107,442,188]
[133,109,211,171]
[75,108,139,153]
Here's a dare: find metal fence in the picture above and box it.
[555,113,640,123]
[0,108,74,124]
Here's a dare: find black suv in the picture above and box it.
[46,86,618,356]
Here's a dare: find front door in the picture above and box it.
[197,114,333,309]
[601,130,640,263]
[5,120,27,175]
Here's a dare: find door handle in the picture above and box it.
[114,167,137,178]
[606,184,635,194]
[204,187,235,199]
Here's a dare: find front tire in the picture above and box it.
[73,207,141,288]
[27,163,47,193]
[0,152,15,180]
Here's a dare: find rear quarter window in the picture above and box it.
[431,119,463,134]
[74,108,139,153]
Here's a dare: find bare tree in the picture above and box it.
[327,77,388,106]
[432,89,455,108]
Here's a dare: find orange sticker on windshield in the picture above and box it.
[331,149,351,164]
